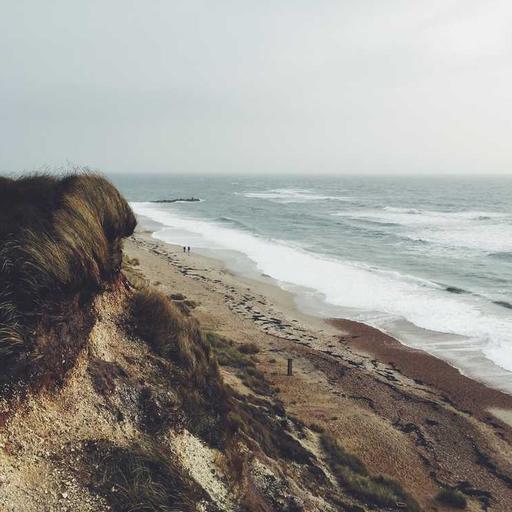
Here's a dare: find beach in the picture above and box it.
[123,175,512,397]
[125,229,512,510]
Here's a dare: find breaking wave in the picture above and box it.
[132,201,512,373]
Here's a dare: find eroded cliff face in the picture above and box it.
[0,283,334,511]
[0,174,420,512]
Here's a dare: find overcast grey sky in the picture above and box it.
[1,1,512,175]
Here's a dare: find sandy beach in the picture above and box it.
[125,229,512,511]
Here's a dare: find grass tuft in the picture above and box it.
[237,342,260,354]
[205,332,249,369]
[84,442,201,512]
[321,433,368,476]
[204,332,273,396]
[131,287,197,368]
[436,488,467,509]
[321,433,420,511]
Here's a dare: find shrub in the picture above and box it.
[7,174,136,299]
[238,368,273,397]
[436,488,467,509]
[201,333,318,464]
[234,398,314,465]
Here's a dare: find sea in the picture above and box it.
[111,174,512,393]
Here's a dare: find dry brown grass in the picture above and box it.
[0,172,136,378]
[436,488,467,509]
[204,332,249,369]
[321,433,420,511]
[83,441,202,512]
[204,331,273,396]
[131,287,211,371]
[131,288,231,447]
[237,342,260,354]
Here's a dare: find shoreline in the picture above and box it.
[134,208,512,397]
[124,229,512,509]
[139,224,512,407]
[126,229,512,423]
[330,318,512,423]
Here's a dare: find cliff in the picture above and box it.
[0,174,422,511]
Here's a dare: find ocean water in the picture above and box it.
[111,174,512,392]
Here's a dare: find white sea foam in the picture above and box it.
[410,224,512,253]
[334,207,512,252]
[132,202,512,373]
[242,188,351,203]
[335,208,508,225]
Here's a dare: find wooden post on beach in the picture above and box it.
[287,358,293,376]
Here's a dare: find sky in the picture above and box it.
[1,0,512,175]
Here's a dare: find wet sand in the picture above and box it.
[331,319,512,425]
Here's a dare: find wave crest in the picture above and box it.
[242,188,351,203]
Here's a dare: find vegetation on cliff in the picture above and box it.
[0,173,136,382]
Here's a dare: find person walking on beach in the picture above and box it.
[183,246,186,253]
[187,246,191,254]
